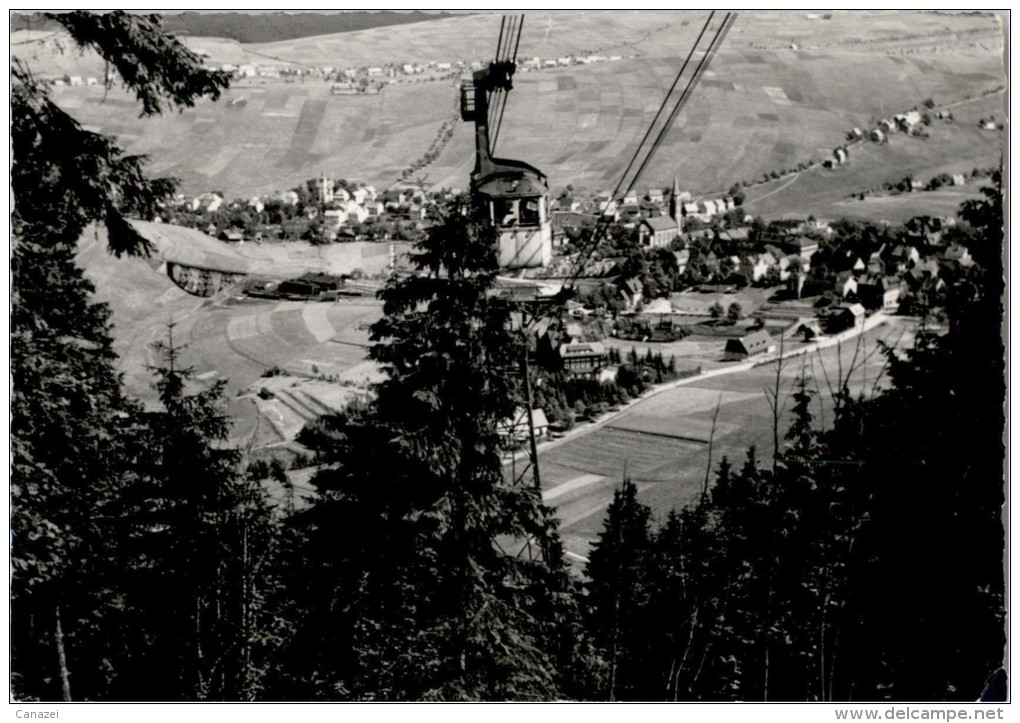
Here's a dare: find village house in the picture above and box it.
[674,248,691,275]
[618,277,644,311]
[835,270,858,299]
[498,408,549,444]
[856,276,902,311]
[723,330,776,361]
[559,342,609,377]
[751,252,778,283]
[826,303,866,333]
[780,236,818,262]
[945,243,974,267]
[323,208,348,228]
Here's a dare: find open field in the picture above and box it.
[540,316,918,561]
[22,11,1003,210]
[76,222,388,446]
[742,91,1003,220]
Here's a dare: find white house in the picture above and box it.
[322,208,348,227]
[237,64,256,78]
[752,252,777,282]
[498,408,549,443]
[276,190,300,206]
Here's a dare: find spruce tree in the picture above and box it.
[11,11,228,700]
[584,480,654,700]
[282,197,585,700]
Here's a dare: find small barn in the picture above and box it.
[723,330,776,361]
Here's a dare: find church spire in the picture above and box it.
[669,175,681,223]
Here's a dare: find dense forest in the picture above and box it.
[11,12,1006,702]
[12,10,457,44]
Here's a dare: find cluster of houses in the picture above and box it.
[845,109,930,146]
[518,53,625,71]
[244,271,350,301]
[550,181,745,251]
[53,74,101,87]
[163,175,456,244]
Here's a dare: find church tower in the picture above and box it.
[669,175,683,234]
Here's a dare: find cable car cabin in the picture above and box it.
[462,57,553,270]
[476,161,553,269]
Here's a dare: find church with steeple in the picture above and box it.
[638,176,684,248]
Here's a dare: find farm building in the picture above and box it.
[869,128,887,143]
[648,188,665,203]
[498,408,549,444]
[723,331,776,361]
[559,342,609,377]
[218,229,244,244]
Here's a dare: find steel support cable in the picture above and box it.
[608,11,716,203]
[562,11,720,288]
[628,12,735,191]
[562,14,719,286]
[488,16,514,144]
[491,15,522,154]
[494,15,507,65]
[511,13,523,64]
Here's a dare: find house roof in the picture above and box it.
[833,303,866,318]
[501,408,549,433]
[642,216,679,232]
[720,228,750,242]
[725,330,773,355]
[559,342,607,358]
[619,277,643,295]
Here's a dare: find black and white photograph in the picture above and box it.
[9,8,1008,712]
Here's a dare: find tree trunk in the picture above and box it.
[54,606,72,702]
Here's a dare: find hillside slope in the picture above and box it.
[20,11,1004,210]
